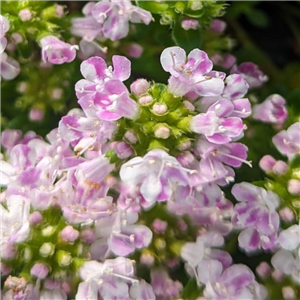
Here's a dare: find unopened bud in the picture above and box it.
[210,19,227,33]
[19,9,32,22]
[152,219,168,233]
[39,242,55,257]
[272,160,288,175]
[131,79,150,96]
[124,130,138,144]
[31,263,49,279]
[282,286,296,300]
[181,18,199,30]
[256,262,271,278]
[140,252,154,266]
[80,228,96,244]
[287,179,300,195]
[126,43,143,58]
[56,250,72,267]
[139,95,153,105]
[259,155,276,173]
[154,125,170,139]
[60,225,79,243]
[152,103,168,115]
[29,211,43,225]
[29,108,44,121]
[279,207,295,222]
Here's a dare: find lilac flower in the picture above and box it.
[272,122,300,161]
[76,258,142,300]
[130,281,156,300]
[181,231,232,285]
[0,15,10,53]
[231,62,268,88]
[160,46,224,97]
[120,149,190,204]
[253,94,288,123]
[271,224,300,283]
[0,52,20,80]
[222,74,249,100]
[150,268,182,299]
[1,195,30,259]
[91,0,152,41]
[203,264,268,299]
[232,182,280,251]
[191,99,244,144]
[40,36,78,64]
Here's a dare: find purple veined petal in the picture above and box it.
[194,77,224,97]
[1,129,22,150]
[196,183,223,207]
[190,111,219,136]
[71,16,103,40]
[168,75,191,97]
[220,264,255,289]
[278,224,300,250]
[222,74,249,99]
[130,6,152,24]
[220,117,244,138]
[115,93,139,120]
[97,109,121,121]
[103,79,128,94]
[0,53,20,80]
[238,227,261,251]
[119,156,145,184]
[99,279,130,300]
[103,257,135,277]
[80,260,104,281]
[187,48,213,75]
[209,249,232,269]
[112,55,131,81]
[75,281,98,300]
[256,210,280,235]
[0,36,7,53]
[91,1,114,23]
[287,122,300,148]
[40,289,67,300]
[123,224,153,249]
[90,238,109,261]
[109,233,136,256]
[261,232,278,250]
[130,281,155,300]
[197,259,223,284]
[160,46,186,75]
[208,99,234,118]
[231,98,252,118]
[198,231,224,247]
[102,6,129,41]
[75,79,97,101]
[80,56,108,82]
[206,132,231,144]
[199,157,228,182]
[232,182,261,202]
[218,143,248,168]
[140,175,162,203]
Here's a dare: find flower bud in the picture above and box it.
[279,207,295,222]
[60,225,79,243]
[259,155,276,173]
[130,79,150,96]
[126,43,143,58]
[124,130,138,144]
[287,179,300,195]
[152,103,168,115]
[80,228,96,244]
[19,9,32,22]
[31,263,49,279]
[154,124,170,139]
[210,19,227,33]
[139,95,153,105]
[56,250,72,267]
[39,242,55,257]
[272,269,284,281]
[282,286,296,300]
[113,141,133,159]
[140,252,154,266]
[272,160,288,175]
[181,18,199,30]
[256,262,271,278]
[29,108,44,122]
[152,219,168,233]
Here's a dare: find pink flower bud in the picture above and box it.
[279,207,295,222]
[152,103,168,115]
[181,18,199,30]
[140,253,154,266]
[124,130,138,144]
[154,125,170,139]
[256,262,271,278]
[287,179,300,195]
[139,94,153,105]
[19,9,32,22]
[80,228,96,244]
[1,263,12,275]
[259,155,276,173]
[11,33,23,44]
[272,160,288,175]
[177,219,188,232]
[282,286,296,300]
[30,263,49,279]
[130,79,150,96]
[210,19,227,33]
[126,43,143,58]
[55,5,65,17]
[113,141,133,159]
[152,218,168,233]
[272,269,284,281]
[60,225,79,243]
[29,108,44,121]
[29,211,43,225]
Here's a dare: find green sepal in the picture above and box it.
[148,139,169,152]
[136,0,169,14]
[177,116,192,132]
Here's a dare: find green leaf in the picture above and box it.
[136,0,169,14]
[172,20,202,53]
[245,9,270,28]
[290,155,300,169]
[181,278,202,299]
